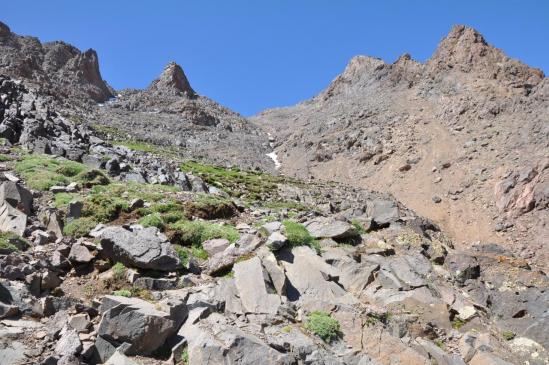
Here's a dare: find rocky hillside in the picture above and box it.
[90,61,273,171]
[0,72,547,365]
[252,25,548,267]
[0,21,547,365]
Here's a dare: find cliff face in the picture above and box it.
[0,21,113,104]
[252,25,548,266]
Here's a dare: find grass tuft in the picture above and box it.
[282,220,320,253]
[0,232,29,253]
[169,220,239,246]
[305,311,341,342]
[63,217,98,238]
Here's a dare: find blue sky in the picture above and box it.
[3,1,548,115]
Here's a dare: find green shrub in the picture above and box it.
[113,289,131,297]
[0,154,12,162]
[502,331,515,341]
[451,317,466,330]
[191,246,209,260]
[63,217,98,238]
[84,194,129,222]
[0,232,29,253]
[282,220,320,252]
[112,262,126,280]
[54,192,81,208]
[173,245,189,267]
[305,311,341,342]
[138,213,165,230]
[163,211,185,224]
[169,220,239,246]
[351,219,366,234]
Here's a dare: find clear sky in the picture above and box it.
[3,1,548,115]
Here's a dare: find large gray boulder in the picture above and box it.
[99,226,180,271]
[366,199,400,228]
[97,295,186,356]
[0,181,32,215]
[233,256,281,315]
[178,312,292,365]
[305,218,358,240]
[0,201,27,236]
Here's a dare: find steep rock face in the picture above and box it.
[252,25,548,266]
[0,21,112,104]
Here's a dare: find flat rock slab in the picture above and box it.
[305,218,358,240]
[234,256,281,315]
[99,226,180,271]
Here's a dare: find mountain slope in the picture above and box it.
[252,25,548,266]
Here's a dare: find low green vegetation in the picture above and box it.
[112,262,127,281]
[169,220,239,246]
[351,219,366,234]
[54,192,81,208]
[263,200,309,212]
[282,220,320,252]
[138,213,166,230]
[451,317,466,330]
[0,154,12,162]
[173,245,190,267]
[181,348,189,364]
[181,160,289,201]
[434,339,445,350]
[80,183,181,224]
[14,154,109,191]
[62,217,99,238]
[305,311,341,342]
[0,232,29,253]
[502,331,516,341]
[113,289,132,297]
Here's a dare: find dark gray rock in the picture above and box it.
[0,181,33,214]
[99,226,180,271]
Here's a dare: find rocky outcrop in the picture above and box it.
[0,21,112,104]
[147,61,195,97]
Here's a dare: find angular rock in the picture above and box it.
[55,329,83,356]
[0,201,27,236]
[68,243,94,264]
[97,295,183,356]
[0,181,32,214]
[202,238,230,256]
[234,256,281,315]
[305,218,358,240]
[99,226,180,271]
[266,231,287,251]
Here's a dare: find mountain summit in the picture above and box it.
[148,61,196,97]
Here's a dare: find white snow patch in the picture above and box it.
[267,151,281,170]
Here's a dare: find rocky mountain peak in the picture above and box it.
[0,21,10,37]
[148,61,196,97]
[428,25,544,87]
